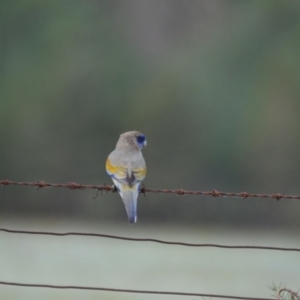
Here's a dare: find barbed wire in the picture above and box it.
[1,228,299,252]
[1,179,299,201]
[0,280,275,300]
[1,180,298,299]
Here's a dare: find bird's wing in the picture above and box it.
[106,157,146,187]
[131,167,147,182]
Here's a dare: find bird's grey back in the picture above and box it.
[108,149,145,169]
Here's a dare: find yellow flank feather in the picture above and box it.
[132,167,147,181]
[106,157,146,182]
[106,158,126,178]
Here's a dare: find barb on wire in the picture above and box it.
[1,179,300,201]
[1,228,299,252]
[270,283,300,300]
[0,280,275,300]
[277,288,300,300]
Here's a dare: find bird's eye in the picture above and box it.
[136,135,145,144]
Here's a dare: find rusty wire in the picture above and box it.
[0,179,299,201]
[0,179,298,299]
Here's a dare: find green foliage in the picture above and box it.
[1,1,300,226]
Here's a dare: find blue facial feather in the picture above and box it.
[136,134,146,147]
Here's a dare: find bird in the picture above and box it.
[106,131,147,224]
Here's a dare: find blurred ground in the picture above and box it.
[0,217,299,300]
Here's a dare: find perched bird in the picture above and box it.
[106,131,147,224]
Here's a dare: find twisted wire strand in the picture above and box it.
[1,179,299,201]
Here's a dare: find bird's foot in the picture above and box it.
[112,185,118,193]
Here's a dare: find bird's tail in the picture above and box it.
[120,186,139,224]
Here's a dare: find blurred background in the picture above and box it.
[1,1,300,299]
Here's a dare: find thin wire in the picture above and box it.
[0,182,296,299]
[1,228,299,252]
[0,179,299,201]
[0,280,274,300]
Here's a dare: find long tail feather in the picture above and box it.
[120,189,138,224]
